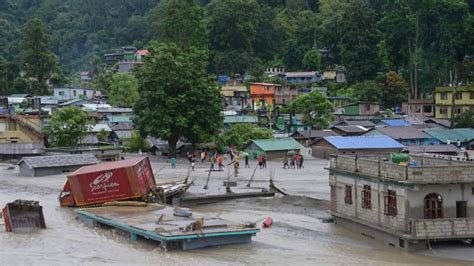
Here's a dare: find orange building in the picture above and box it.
[249,83,280,111]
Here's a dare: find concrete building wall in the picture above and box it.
[33,166,85,177]
[333,173,408,232]
[407,184,474,220]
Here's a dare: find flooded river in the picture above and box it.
[0,158,472,265]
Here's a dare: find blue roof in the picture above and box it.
[381,119,411,126]
[323,135,405,149]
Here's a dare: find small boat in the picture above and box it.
[262,217,273,228]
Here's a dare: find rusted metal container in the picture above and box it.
[3,199,46,232]
[59,157,156,207]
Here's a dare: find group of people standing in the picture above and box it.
[283,153,304,169]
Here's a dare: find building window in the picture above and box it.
[440,92,448,100]
[439,107,448,118]
[384,190,397,216]
[344,185,352,204]
[365,104,371,111]
[424,193,443,219]
[362,185,371,209]
[58,91,64,96]
[470,92,474,100]
[73,90,77,96]
[454,92,462,100]
[422,105,432,113]
[455,107,462,114]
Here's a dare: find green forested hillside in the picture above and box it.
[0,0,473,97]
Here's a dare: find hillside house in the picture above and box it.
[435,85,474,119]
[339,102,380,116]
[249,83,280,112]
[401,99,434,117]
[54,87,101,102]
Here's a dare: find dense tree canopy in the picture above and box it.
[43,106,92,147]
[108,73,139,108]
[134,42,223,156]
[287,90,333,129]
[20,18,59,94]
[219,124,273,150]
[0,0,472,99]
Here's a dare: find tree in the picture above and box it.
[453,110,474,128]
[219,124,273,150]
[206,0,260,75]
[108,73,139,107]
[303,48,321,71]
[125,131,150,152]
[335,1,380,82]
[150,0,207,49]
[134,42,223,157]
[287,90,333,129]
[43,106,92,147]
[379,71,409,108]
[20,18,59,94]
[97,129,109,142]
[350,80,383,103]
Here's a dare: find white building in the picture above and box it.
[53,87,101,102]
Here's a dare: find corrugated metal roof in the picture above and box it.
[111,122,133,131]
[224,116,258,124]
[331,125,369,133]
[323,136,405,149]
[367,126,433,140]
[381,119,411,126]
[291,130,339,139]
[341,120,375,127]
[423,128,474,143]
[18,154,100,169]
[404,144,460,154]
[250,138,303,151]
[114,130,132,139]
[285,71,317,78]
[90,124,112,132]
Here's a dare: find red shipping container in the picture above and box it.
[60,157,156,207]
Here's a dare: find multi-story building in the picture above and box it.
[401,99,435,117]
[329,154,474,251]
[434,85,474,119]
[249,83,280,112]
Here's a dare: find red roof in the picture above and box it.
[136,49,149,56]
[70,157,147,175]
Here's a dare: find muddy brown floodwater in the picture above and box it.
[0,156,472,265]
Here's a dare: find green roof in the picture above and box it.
[224,115,258,124]
[249,138,303,151]
[107,115,132,123]
[423,128,474,143]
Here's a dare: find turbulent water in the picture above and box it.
[0,160,471,265]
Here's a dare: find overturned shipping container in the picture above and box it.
[59,157,157,207]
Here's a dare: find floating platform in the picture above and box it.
[75,204,259,251]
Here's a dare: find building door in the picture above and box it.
[424,193,443,219]
[330,185,337,212]
[456,201,467,218]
